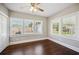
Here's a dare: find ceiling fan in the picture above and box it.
[30,3,44,12]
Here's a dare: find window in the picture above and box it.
[61,15,76,36]
[10,17,23,36]
[10,17,43,37]
[50,13,77,36]
[24,20,33,34]
[51,18,61,35]
[52,22,59,34]
[34,20,43,33]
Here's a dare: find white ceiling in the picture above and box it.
[4,3,73,17]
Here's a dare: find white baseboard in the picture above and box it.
[10,37,48,45]
[48,37,79,53]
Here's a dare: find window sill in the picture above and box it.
[10,33,43,38]
[50,33,79,41]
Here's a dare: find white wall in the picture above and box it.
[0,4,9,52]
[48,4,79,52]
[9,11,48,43]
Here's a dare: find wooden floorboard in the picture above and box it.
[0,39,79,55]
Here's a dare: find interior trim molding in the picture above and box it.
[48,37,79,53]
[10,37,48,45]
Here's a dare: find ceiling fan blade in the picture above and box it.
[37,7,44,12]
[36,3,40,5]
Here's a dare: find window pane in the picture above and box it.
[10,17,23,36]
[51,18,60,35]
[62,15,76,36]
[24,20,33,34]
[34,21,43,33]
[52,23,59,34]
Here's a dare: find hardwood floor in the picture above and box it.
[0,39,79,55]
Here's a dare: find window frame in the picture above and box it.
[50,18,61,35]
[10,17,43,37]
[10,17,24,37]
[61,13,77,36]
[50,12,78,39]
[34,20,43,34]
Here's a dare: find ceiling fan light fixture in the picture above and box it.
[30,6,37,12]
[34,8,37,12]
[30,6,33,11]
[30,3,44,12]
